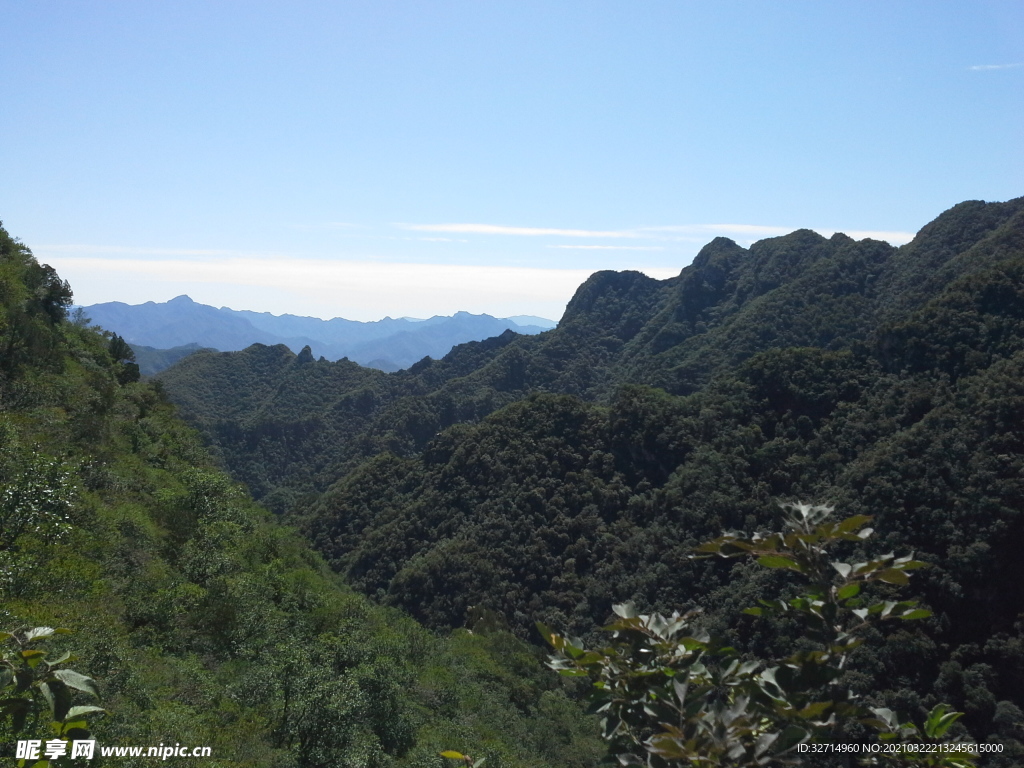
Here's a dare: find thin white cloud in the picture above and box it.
[399,221,913,246]
[36,243,269,258]
[548,245,665,251]
[641,223,915,246]
[42,252,674,321]
[398,223,639,238]
[644,224,794,238]
[969,63,1023,71]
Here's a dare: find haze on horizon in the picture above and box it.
[1,1,1021,322]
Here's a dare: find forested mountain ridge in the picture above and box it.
[158,197,1024,760]
[159,198,1023,506]
[0,223,602,766]
[131,342,216,375]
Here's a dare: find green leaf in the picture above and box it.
[24,627,56,643]
[757,555,802,572]
[832,562,852,578]
[14,668,36,692]
[556,669,588,677]
[754,731,778,758]
[894,554,927,569]
[876,569,910,585]
[65,705,105,719]
[46,651,72,667]
[612,602,637,619]
[897,559,928,571]
[535,622,556,647]
[900,608,931,621]
[836,583,860,600]
[60,718,88,735]
[39,681,55,713]
[742,607,762,616]
[864,600,897,620]
[0,696,31,715]
[439,751,466,759]
[924,704,963,738]
[868,707,898,731]
[46,680,72,721]
[52,670,99,698]
[63,726,91,741]
[774,724,809,754]
[672,677,688,705]
[797,701,832,719]
[836,515,872,534]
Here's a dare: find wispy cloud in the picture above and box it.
[43,252,671,321]
[641,223,915,245]
[643,224,794,238]
[969,62,1024,71]
[36,244,270,258]
[548,245,665,251]
[399,220,916,247]
[398,223,638,238]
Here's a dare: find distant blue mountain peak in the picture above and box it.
[80,296,556,373]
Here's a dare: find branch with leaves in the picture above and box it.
[1,626,103,762]
[541,504,976,767]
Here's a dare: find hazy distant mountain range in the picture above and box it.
[78,295,556,372]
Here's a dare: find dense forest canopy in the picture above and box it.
[156,198,1024,761]
[0,221,602,767]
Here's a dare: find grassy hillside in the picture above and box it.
[0,223,602,767]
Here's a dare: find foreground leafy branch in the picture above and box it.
[1,626,103,764]
[541,504,976,767]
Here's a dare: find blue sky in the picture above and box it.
[1,1,1021,321]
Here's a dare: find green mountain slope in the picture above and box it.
[157,198,1024,756]
[158,198,1024,508]
[0,223,601,766]
[129,342,213,375]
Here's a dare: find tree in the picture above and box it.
[107,334,140,384]
[542,504,979,767]
[0,432,75,592]
[0,226,73,373]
